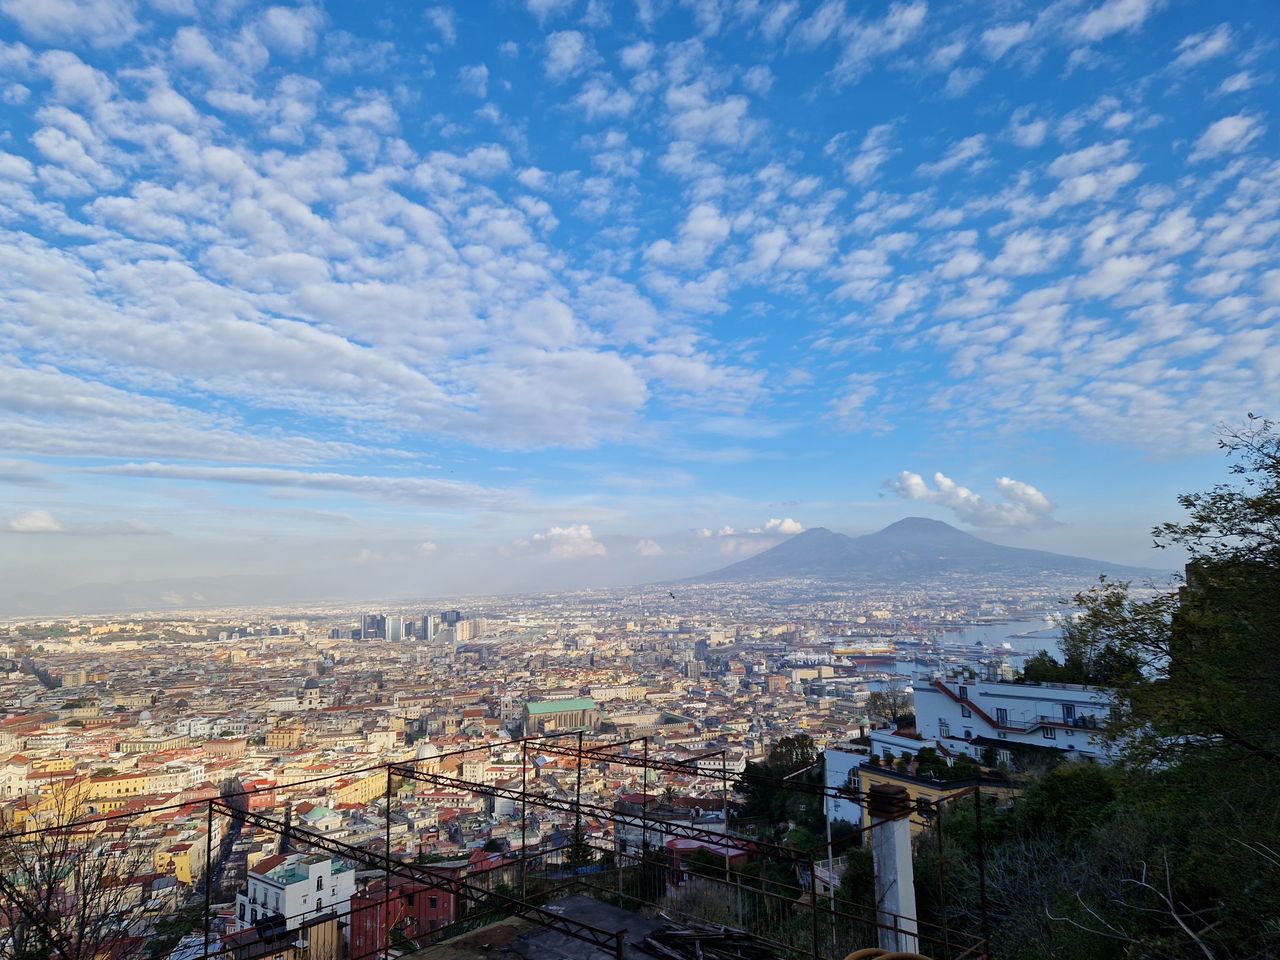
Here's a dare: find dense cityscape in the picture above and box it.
[0,568,1119,959]
[2,0,1277,956]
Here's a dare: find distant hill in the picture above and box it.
[689,517,1165,583]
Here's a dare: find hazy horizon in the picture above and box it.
[1,0,1274,614]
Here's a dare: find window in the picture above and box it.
[963,729,972,739]
[958,686,968,700]
[995,708,1008,725]
[997,732,1007,739]
[239,903,245,922]
[1062,704,1076,723]
[1043,726,1056,740]
[429,896,438,910]
[316,900,322,912]
[317,876,324,891]
[938,720,950,737]
[961,705,971,718]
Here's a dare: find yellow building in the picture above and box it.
[155,835,208,885]
[266,723,305,751]
[119,733,191,754]
[855,764,1020,835]
[328,772,384,807]
[32,757,76,773]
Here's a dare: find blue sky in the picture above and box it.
[0,0,1276,610]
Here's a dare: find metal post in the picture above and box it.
[521,739,528,899]
[575,730,584,849]
[809,858,820,960]
[824,767,836,955]
[641,737,649,855]
[974,786,991,954]
[384,766,393,960]
[203,800,213,958]
[937,793,952,958]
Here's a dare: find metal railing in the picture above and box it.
[0,733,990,960]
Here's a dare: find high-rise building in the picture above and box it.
[421,614,435,643]
[386,616,403,643]
[362,614,386,640]
[440,610,462,626]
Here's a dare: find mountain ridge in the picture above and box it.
[688,516,1166,583]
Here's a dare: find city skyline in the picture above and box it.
[1,0,1277,610]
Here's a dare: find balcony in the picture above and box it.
[1039,714,1103,730]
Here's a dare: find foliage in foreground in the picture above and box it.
[906,418,1280,960]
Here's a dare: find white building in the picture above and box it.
[903,673,1113,764]
[233,853,355,936]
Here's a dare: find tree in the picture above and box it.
[909,419,1280,960]
[0,789,155,960]
[734,735,822,839]
[766,734,818,778]
[866,677,913,725]
[1068,417,1280,769]
[564,820,595,869]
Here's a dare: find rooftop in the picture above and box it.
[525,697,596,715]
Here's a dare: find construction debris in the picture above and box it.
[642,915,783,959]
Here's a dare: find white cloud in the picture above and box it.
[742,64,774,96]
[846,124,894,184]
[888,471,1056,528]
[0,0,138,48]
[832,1,928,84]
[990,229,1071,276]
[1074,0,1162,43]
[636,538,665,556]
[528,524,606,558]
[830,376,882,430]
[418,541,438,555]
[1171,23,1230,70]
[574,77,636,119]
[544,30,591,81]
[1008,110,1048,148]
[759,1,799,42]
[981,22,1031,59]
[665,82,757,147]
[694,524,738,538]
[1217,72,1254,95]
[943,67,983,98]
[916,134,987,177]
[619,41,655,70]
[5,509,64,533]
[424,6,456,44]
[527,0,574,22]
[255,6,323,56]
[1048,140,1130,177]
[763,517,804,535]
[88,463,517,509]
[645,202,731,267]
[458,64,489,97]
[1189,114,1264,162]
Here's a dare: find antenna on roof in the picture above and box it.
[279,799,293,856]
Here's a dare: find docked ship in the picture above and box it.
[829,641,898,667]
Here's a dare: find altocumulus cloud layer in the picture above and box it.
[0,0,1276,606]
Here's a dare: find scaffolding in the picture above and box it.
[0,733,991,960]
